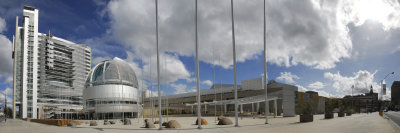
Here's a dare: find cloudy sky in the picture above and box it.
[1,0,400,107]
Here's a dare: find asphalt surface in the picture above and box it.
[385,111,400,129]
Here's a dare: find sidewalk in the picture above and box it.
[0,112,396,133]
[242,113,398,133]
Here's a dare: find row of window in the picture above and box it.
[86,100,138,107]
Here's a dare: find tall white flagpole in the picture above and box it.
[230,0,239,127]
[165,56,169,121]
[263,0,269,124]
[195,0,202,129]
[150,57,154,122]
[155,0,163,130]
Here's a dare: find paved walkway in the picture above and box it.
[0,112,397,133]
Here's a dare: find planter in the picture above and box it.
[325,113,334,119]
[346,112,352,116]
[338,112,345,117]
[300,114,313,122]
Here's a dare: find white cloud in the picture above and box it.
[308,81,325,89]
[103,0,400,70]
[391,45,400,54]
[201,80,213,86]
[141,53,191,83]
[383,90,391,100]
[277,72,299,84]
[0,18,5,33]
[265,0,354,69]
[2,88,12,95]
[185,77,196,83]
[103,0,355,70]
[170,83,196,94]
[311,89,331,97]
[339,0,400,31]
[296,85,308,92]
[337,0,400,60]
[171,83,188,94]
[143,89,158,98]
[0,17,13,79]
[324,70,381,96]
[92,56,111,66]
[0,93,12,107]
[296,84,335,97]
[5,76,12,86]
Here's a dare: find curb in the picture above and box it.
[383,113,400,133]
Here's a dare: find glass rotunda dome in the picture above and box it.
[85,57,138,88]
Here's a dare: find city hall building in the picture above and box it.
[143,78,298,117]
[12,6,91,119]
[83,58,141,119]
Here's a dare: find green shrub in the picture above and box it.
[325,99,334,113]
[303,101,313,115]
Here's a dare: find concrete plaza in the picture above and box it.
[0,112,397,133]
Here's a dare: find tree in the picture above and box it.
[4,107,12,118]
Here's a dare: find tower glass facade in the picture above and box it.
[13,6,91,119]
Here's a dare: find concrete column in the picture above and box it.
[191,105,194,114]
[252,103,254,113]
[240,104,243,114]
[256,102,260,114]
[205,104,207,114]
[224,104,227,113]
[274,99,277,118]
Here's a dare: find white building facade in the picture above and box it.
[13,6,91,119]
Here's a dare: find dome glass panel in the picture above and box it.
[85,57,138,88]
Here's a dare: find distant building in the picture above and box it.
[83,58,140,119]
[12,6,91,119]
[342,88,378,112]
[391,81,400,109]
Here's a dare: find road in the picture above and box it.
[385,111,400,130]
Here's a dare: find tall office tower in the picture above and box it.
[13,6,91,119]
